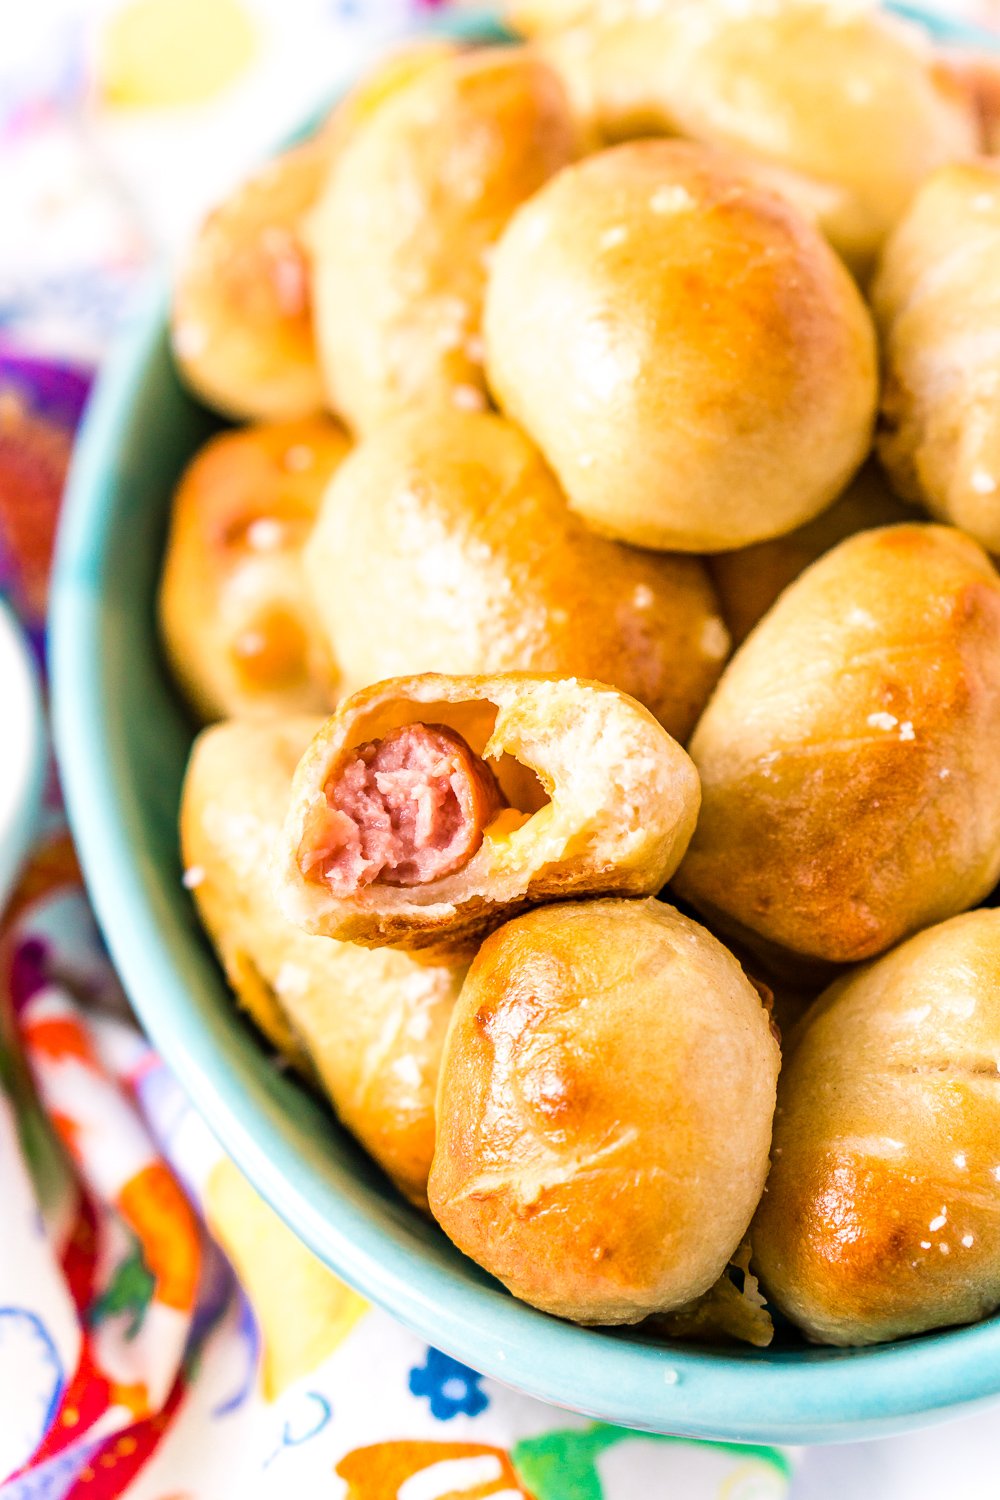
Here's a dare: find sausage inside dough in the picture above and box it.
[298,723,507,893]
[276,671,702,957]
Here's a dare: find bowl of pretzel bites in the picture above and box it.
[52,0,1000,1444]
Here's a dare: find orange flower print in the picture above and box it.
[336,1440,533,1500]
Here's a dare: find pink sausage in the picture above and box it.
[299,723,507,895]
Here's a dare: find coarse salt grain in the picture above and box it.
[700,616,730,661]
[451,384,487,412]
[246,518,287,552]
[600,225,629,249]
[173,321,207,358]
[283,444,314,472]
[649,185,694,214]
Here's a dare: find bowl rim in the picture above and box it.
[51,4,1000,1448]
[0,599,44,912]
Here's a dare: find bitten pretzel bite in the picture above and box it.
[159,417,349,721]
[483,139,877,552]
[304,410,727,738]
[674,524,1000,964]
[277,673,701,957]
[710,462,910,647]
[181,719,464,1206]
[308,47,579,433]
[753,909,1000,1345]
[873,161,1000,554]
[428,898,779,1324]
[540,0,978,271]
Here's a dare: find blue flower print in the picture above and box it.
[408,1347,489,1420]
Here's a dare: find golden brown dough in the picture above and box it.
[277,672,701,957]
[540,0,978,271]
[504,0,602,36]
[428,898,779,1324]
[507,0,708,39]
[873,160,1000,553]
[170,39,459,422]
[172,139,329,423]
[710,462,910,647]
[674,524,1000,964]
[483,139,877,552]
[753,908,1000,1345]
[940,49,1000,154]
[323,39,460,152]
[650,1241,773,1349]
[180,718,464,1205]
[304,409,727,738]
[159,418,349,721]
[307,47,579,433]
[714,933,828,1049]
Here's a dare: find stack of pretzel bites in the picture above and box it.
[162,1,1000,1347]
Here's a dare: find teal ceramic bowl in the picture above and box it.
[51,6,1000,1446]
[0,599,44,911]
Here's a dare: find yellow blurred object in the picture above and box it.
[204,1157,369,1398]
[101,0,257,108]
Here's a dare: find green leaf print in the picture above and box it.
[89,1242,156,1339]
[511,1424,792,1500]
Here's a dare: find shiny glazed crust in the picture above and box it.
[169,39,462,424]
[158,418,349,721]
[873,160,1000,553]
[752,909,1000,1345]
[307,47,580,433]
[276,672,701,957]
[428,898,780,1323]
[180,718,464,1206]
[303,409,728,739]
[946,50,1000,152]
[539,0,979,270]
[172,139,329,422]
[674,524,1000,963]
[483,139,878,552]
